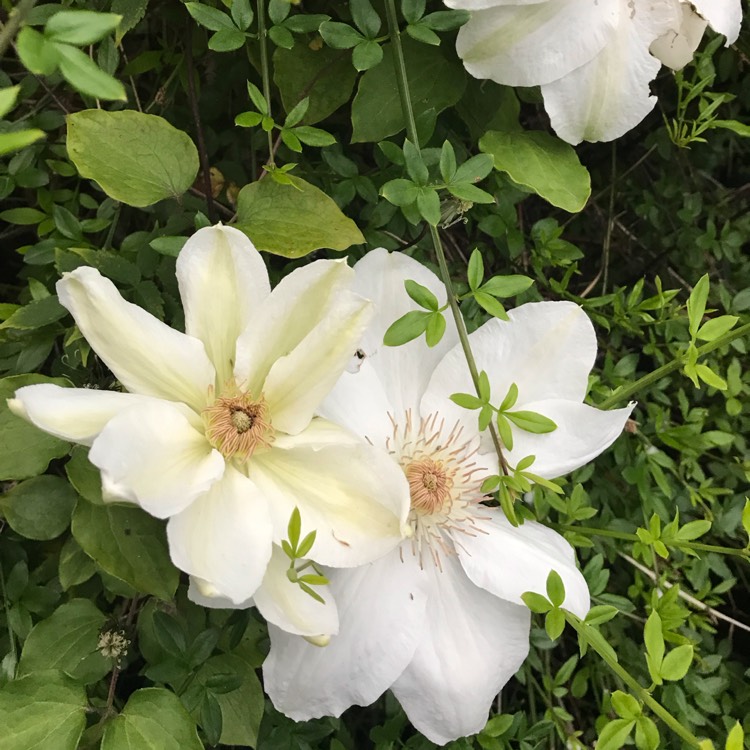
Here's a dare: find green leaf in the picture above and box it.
[425,312,446,347]
[59,536,97,590]
[480,275,534,298]
[0,207,46,225]
[403,139,428,184]
[506,410,557,434]
[453,153,494,184]
[0,375,71,481]
[283,96,309,128]
[597,719,635,750]
[405,279,438,311]
[446,182,495,203]
[235,111,263,127]
[687,274,710,338]
[695,363,727,390]
[230,0,253,30]
[545,570,565,608]
[696,315,738,342]
[416,187,441,225]
[185,2,236,31]
[585,605,619,626]
[55,44,127,101]
[16,27,61,75]
[467,248,484,291]
[725,722,744,750]
[674,519,711,541]
[479,130,591,213]
[0,475,77,540]
[406,22,441,45]
[474,291,508,320]
[381,178,419,207]
[644,610,664,682]
[18,600,109,684]
[352,39,383,71]
[439,140,457,183]
[319,21,364,49]
[67,110,199,207]
[402,0,426,24]
[71,500,179,600]
[292,126,336,147]
[496,413,513,450]
[274,41,357,125]
[660,644,693,681]
[351,38,465,142]
[635,716,660,750]
[545,608,565,640]
[350,0,381,38]
[421,9,470,30]
[478,370,491,403]
[45,10,121,45]
[611,691,641,721]
[112,0,149,44]
[0,86,20,118]
[246,81,268,114]
[383,310,432,346]
[0,670,87,750]
[0,295,67,331]
[521,591,552,614]
[482,714,514,739]
[101,688,203,750]
[499,382,519,412]
[742,499,750,541]
[450,392,484,410]
[287,507,301,550]
[236,175,364,257]
[209,29,247,52]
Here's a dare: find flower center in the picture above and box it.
[386,410,489,568]
[203,391,274,460]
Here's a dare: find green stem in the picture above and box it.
[0,0,37,58]
[384,0,513,498]
[599,321,750,409]
[564,613,702,748]
[0,555,17,678]
[256,0,274,168]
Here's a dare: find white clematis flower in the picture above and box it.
[446,0,742,144]
[263,249,635,745]
[9,226,410,634]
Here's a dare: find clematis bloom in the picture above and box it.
[9,226,410,634]
[264,249,634,744]
[446,0,742,144]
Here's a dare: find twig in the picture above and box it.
[0,0,37,58]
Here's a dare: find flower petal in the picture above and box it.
[263,547,429,718]
[650,5,708,70]
[391,555,530,746]
[176,225,270,386]
[9,384,157,445]
[504,398,634,479]
[88,400,224,518]
[253,545,339,637]
[167,465,272,604]
[457,508,590,618]
[541,0,678,144]
[262,288,372,435]
[455,0,619,87]
[250,420,410,567]
[446,0,544,8]
[691,0,741,43]
[422,301,598,435]
[57,267,214,412]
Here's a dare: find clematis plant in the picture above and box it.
[446,0,742,144]
[264,249,635,744]
[9,226,410,635]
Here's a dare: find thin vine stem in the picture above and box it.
[256,0,274,171]
[599,321,750,409]
[383,0,512,493]
[0,0,37,58]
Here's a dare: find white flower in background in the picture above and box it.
[264,249,635,744]
[9,226,410,635]
[445,0,742,144]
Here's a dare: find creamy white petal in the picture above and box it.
[263,289,372,435]
[446,0,545,8]
[422,301,598,435]
[391,555,530,746]
[167,466,272,605]
[504,398,634,479]
[253,546,338,637]
[349,248,459,417]
[234,260,354,395]
[9,384,158,446]
[691,0,742,43]
[88,400,225,518]
[176,225,270,386]
[541,0,679,144]
[455,0,619,87]
[57,267,214,412]
[250,423,410,567]
[264,547,429,718]
[651,5,708,70]
[187,577,253,609]
[457,509,590,618]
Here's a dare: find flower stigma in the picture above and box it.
[387,411,489,570]
[203,387,274,460]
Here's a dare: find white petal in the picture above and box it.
[391,555,530,746]
[504,398,634,479]
[250,421,410,567]
[264,547,429,718]
[263,289,372,435]
[88,400,224,518]
[57,267,214,412]
[446,0,545,8]
[253,545,339,637]
[234,259,354,395]
[349,248,459,417]
[176,225,270,386]
[650,5,708,70]
[167,466,272,604]
[9,384,158,445]
[422,301,597,436]
[457,509,590,618]
[541,0,679,144]
[691,0,742,43]
[455,0,619,87]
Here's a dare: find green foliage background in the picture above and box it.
[0,1,749,749]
